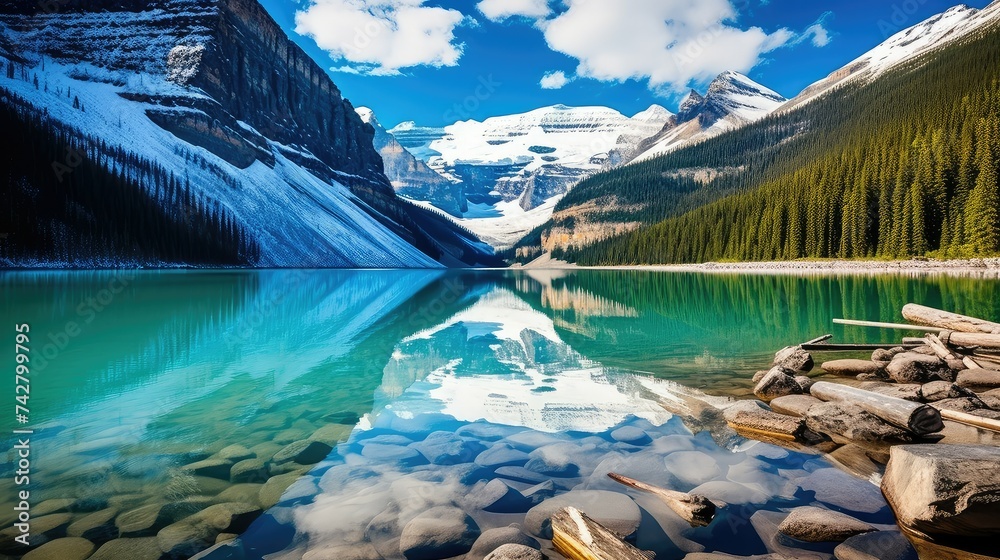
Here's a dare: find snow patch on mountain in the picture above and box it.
[0,57,439,267]
[386,104,672,249]
[784,2,1000,110]
[633,71,786,162]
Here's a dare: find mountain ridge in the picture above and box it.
[0,0,498,267]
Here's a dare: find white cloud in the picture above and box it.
[539,70,570,89]
[538,0,794,92]
[477,0,551,22]
[295,0,465,76]
[800,12,833,47]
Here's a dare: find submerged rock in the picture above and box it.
[484,544,543,560]
[798,468,888,515]
[467,526,540,560]
[466,479,533,514]
[777,506,876,542]
[399,506,480,560]
[474,444,530,469]
[882,444,1000,539]
[523,490,641,539]
[834,531,917,560]
[20,538,96,560]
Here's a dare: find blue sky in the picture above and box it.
[259,0,991,128]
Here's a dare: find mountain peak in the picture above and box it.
[632,104,674,121]
[678,89,705,114]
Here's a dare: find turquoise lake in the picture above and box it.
[2,270,1000,559]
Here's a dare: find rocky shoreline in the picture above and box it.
[522,255,1000,276]
[726,304,1000,559]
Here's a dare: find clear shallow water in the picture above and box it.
[2,269,999,559]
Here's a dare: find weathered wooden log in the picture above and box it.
[944,331,1000,349]
[803,343,921,351]
[810,382,944,435]
[833,318,941,332]
[940,409,1000,433]
[963,356,987,370]
[803,334,834,345]
[550,507,653,560]
[607,473,716,527]
[925,334,958,361]
[902,304,1000,335]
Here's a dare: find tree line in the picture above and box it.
[533,23,1000,265]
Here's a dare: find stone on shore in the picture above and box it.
[930,397,986,413]
[872,347,906,365]
[881,444,1000,538]
[886,353,952,384]
[724,400,809,443]
[769,395,822,417]
[822,360,880,376]
[773,346,814,372]
[805,401,912,443]
[754,368,803,401]
[956,368,1000,389]
[484,544,543,560]
[399,506,480,560]
[777,506,876,542]
[919,381,976,402]
[834,531,917,560]
[859,382,922,402]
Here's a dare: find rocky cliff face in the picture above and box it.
[1,0,386,193]
[357,107,466,216]
[0,0,499,267]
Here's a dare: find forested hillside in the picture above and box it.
[0,90,261,266]
[524,18,1000,265]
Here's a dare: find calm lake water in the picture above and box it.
[2,269,999,559]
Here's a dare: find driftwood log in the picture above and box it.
[833,318,941,332]
[925,334,958,361]
[608,473,716,527]
[810,382,944,436]
[942,331,1000,349]
[802,343,921,351]
[939,409,1000,434]
[550,507,653,560]
[902,304,1000,335]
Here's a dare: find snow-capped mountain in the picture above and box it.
[357,107,465,216]
[386,104,673,249]
[0,0,497,268]
[783,2,1000,110]
[630,71,787,162]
